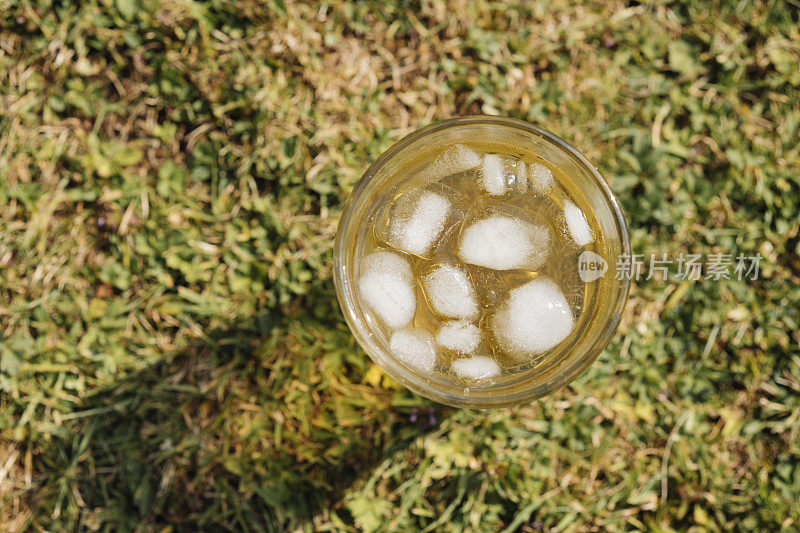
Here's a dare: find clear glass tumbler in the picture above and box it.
[334,116,630,408]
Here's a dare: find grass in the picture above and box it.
[1,0,799,530]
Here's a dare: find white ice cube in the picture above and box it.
[481,154,506,195]
[451,356,501,380]
[435,320,481,354]
[515,160,528,193]
[388,191,451,256]
[480,155,528,195]
[419,144,482,182]
[458,215,550,271]
[492,277,575,355]
[358,251,416,329]
[390,328,436,372]
[528,163,554,195]
[563,200,594,246]
[423,264,478,319]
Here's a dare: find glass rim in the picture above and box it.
[334,116,631,408]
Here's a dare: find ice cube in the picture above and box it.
[419,144,482,182]
[492,277,575,355]
[480,154,528,195]
[481,154,506,195]
[458,215,550,270]
[515,160,528,193]
[388,191,451,256]
[358,251,416,329]
[563,200,594,246]
[451,356,501,380]
[528,163,554,195]
[435,320,481,354]
[390,328,436,372]
[423,264,478,319]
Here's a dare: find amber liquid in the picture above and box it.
[354,140,605,381]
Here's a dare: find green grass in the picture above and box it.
[1,0,799,530]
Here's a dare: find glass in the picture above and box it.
[334,116,630,408]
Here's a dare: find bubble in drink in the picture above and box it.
[451,356,501,380]
[435,320,481,354]
[563,200,595,247]
[458,215,550,271]
[390,328,436,372]
[423,264,478,319]
[492,277,575,355]
[357,251,416,329]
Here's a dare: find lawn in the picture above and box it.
[1,0,799,530]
